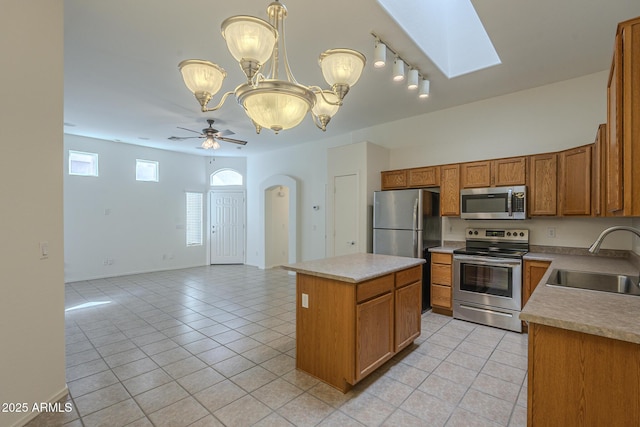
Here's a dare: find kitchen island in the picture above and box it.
[282,253,425,392]
[520,253,640,426]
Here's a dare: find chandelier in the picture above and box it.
[178,1,366,134]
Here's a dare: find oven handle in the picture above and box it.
[453,254,522,267]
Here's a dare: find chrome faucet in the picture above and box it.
[588,226,640,253]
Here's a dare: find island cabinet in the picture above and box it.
[430,252,453,316]
[606,17,640,216]
[528,324,640,426]
[286,254,424,392]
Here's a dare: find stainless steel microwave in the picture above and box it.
[460,186,527,220]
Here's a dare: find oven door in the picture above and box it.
[453,254,522,311]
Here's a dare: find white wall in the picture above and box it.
[64,135,208,282]
[0,3,66,427]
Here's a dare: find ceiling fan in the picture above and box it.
[168,119,247,150]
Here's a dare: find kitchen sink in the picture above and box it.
[546,269,640,296]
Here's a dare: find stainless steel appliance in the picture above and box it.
[452,228,529,332]
[373,189,442,312]
[460,185,527,220]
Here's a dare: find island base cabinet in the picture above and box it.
[356,293,394,380]
[394,281,421,352]
[528,324,640,426]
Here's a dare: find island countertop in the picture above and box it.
[521,252,640,344]
[282,253,425,283]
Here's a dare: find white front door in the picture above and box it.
[210,191,245,264]
[333,173,359,256]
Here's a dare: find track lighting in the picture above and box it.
[371,33,431,100]
[392,57,405,81]
[374,39,386,68]
[419,78,430,98]
[407,69,419,90]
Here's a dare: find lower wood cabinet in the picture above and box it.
[523,259,551,307]
[528,324,640,426]
[296,264,422,392]
[431,252,453,315]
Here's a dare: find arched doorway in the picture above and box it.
[259,175,297,269]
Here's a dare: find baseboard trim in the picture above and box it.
[65,263,207,283]
[9,385,69,427]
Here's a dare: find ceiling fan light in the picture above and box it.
[392,57,405,82]
[407,69,419,90]
[419,78,430,98]
[179,60,226,96]
[202,135,215,149]
[319,49,366,88]
[373,40,386,68]
[221,16,277,67]
[212,140,221,150]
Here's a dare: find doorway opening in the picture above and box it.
[260,175,297,269]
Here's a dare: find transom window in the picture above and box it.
[69,150,99,176]
[210,168,243,186]
[136,159,159,182]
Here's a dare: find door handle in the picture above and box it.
[348,241,356,245]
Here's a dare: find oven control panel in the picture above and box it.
[465,228,529,242]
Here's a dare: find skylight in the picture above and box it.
[377,0,501,78]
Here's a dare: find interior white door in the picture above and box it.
[333,173,359,256]
[210,191,245,264]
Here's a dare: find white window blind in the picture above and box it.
[69,150,99,176]
[186,192,203,246]
[136,159,159,181]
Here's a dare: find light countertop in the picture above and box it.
[521,252,640,344]
[282,253,425,283]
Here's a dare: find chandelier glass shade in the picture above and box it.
[178,0,365,134]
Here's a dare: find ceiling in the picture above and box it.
[63,0,640,157]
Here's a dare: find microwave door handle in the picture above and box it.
[507,189,513,217]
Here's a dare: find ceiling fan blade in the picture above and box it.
[215,129,235,137]
[168,135,201,141]
[217,136,248,145]
[176,126,203,135]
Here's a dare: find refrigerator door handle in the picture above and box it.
[413,231,418,258]
[413,198,419,230]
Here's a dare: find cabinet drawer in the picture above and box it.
[431,284,452,309]
[356,274,394,303]
[431,252,452,265]
[395,265,422,288]
[431,264,452,286]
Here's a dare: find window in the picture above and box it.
[69,150,98,176]
[210,168,243,186]
[136,159,159,182]
[186,192,203,246]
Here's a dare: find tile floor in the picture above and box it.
[27,265,528,427]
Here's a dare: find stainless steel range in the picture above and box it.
[452,228,529,332]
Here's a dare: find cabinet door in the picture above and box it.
[492,157,526,186]
[395,281,421,352]
[431,284,452,310]
[523,260,551,307]
[356,292,394,380]
[559,145,591,216]
[606,32,623,213]
[592,125,606,216]
[408,166,440,187]
[528,154,557,215]
[381,170,408,190]
[440,164,460,216]
[461,161,491,188]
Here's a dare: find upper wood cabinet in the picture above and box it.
[528,154,557,216]
[606,17,640,216]
[592,124,606,216]
[461,157,526,188]
[440,164,460,216]
[559,145,592,216]
[381,170,407,190]
[408,166,440,188]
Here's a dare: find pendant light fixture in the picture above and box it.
[179,1,366,134]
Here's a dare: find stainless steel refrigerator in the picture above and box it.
[373,189,442,311]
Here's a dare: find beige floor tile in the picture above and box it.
[74,383,131,417]
[419,374,468,405]
[148,397,209,427]
[122,368,173,396]
[481,361,526,385]
[194,379,247,412]
[307,382,356,408]
[317,410,365,426]
[445,408,502,427]
[277,393,335,426]
[252,378,304,409]
[381,408,426,427]
[212,354,256,377]
[400,390,454,426]
[112,358,159,381]
[177,367,225,394]
[360,376,414,407]
[339,392,396,426]
[68,370,120,398]
[196,346,237,365]
[459,389,514,425]
[134,381,189,413]
[471,373,521,403]
[433,361,479,388]
[80,399,144,427]
[251,412,295,426]
[230,365,278,392]
[214,395,272,426]
[260,354,295,376]
[163,355,208,379]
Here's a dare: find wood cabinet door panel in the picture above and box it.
[461,161,491,188]
[395,281,421,352]
[408,166,440,187]
[356,292,394,380]
[431,264,452,286]
[431,284,452,309]
[381,170,408,190]
[356,274,393,303]
[395,265,422,288]
[431,252,452,265]
[559,145,591,215]
[492,157,526,186]
[523,260,551,307]
[606,32,623,213]
[528,154,557,215]
[440,164,460,216]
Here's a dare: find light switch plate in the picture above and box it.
[301,293,309,308]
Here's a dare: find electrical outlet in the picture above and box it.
[547,227,556,238]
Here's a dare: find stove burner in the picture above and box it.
[456,227,530,259]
